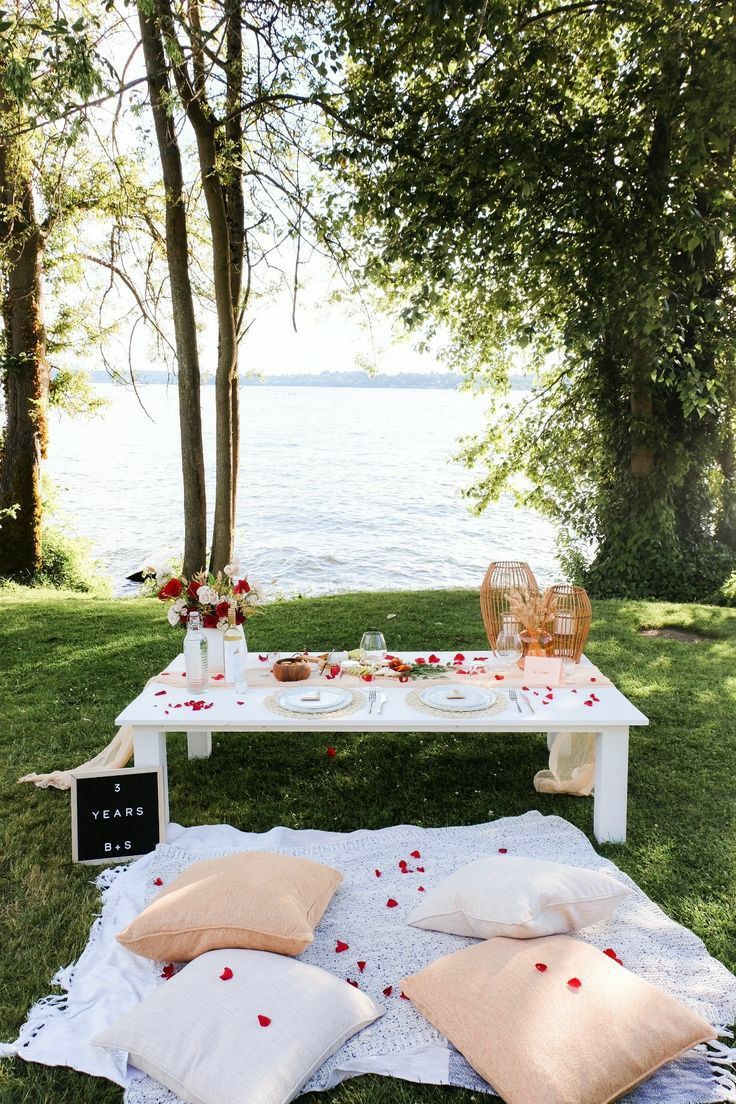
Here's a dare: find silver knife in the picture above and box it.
[521,692,535,714]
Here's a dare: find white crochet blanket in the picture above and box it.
[5,813,736,1104]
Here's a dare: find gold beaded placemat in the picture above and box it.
[405,687,509,720]
[264,688,368,719]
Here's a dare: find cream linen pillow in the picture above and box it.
[407,854,632,938]
[402,935,714,1104]
[117,851,342,961]
[93,948,382,1104]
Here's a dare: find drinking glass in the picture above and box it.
[493,626,522,671]
[360,630,387,664]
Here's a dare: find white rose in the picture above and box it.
[197,585,218,604]
[173,598,186,613]
[167,606,181,627]
[223,562,238,577]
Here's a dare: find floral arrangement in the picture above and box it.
[507,588,557,632]
[157,565,264,629]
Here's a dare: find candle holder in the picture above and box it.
[546,585,592,662]
[480,560,539,647]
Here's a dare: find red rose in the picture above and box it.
[157,578,183,600]
[202,613,218,628]
[187,579,203,600]
[233,578,251,595]
[235,611,244,625]
[216,601,230,620]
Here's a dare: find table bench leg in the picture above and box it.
[187,731,212,760]
[593,727,629,844]
[133,727,169,824]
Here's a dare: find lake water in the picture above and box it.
[46,384,559,595]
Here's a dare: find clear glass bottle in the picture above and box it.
[184,610,208,691]
[223,608,247,689]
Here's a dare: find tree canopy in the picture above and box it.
[331,0,736,599]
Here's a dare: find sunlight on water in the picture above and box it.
[46,384,559,595]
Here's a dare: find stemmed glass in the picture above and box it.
[360,630,387,664]
[493,623,522,672]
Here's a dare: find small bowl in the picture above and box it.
[273,657,312,682]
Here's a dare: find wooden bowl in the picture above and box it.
[273,657,312,682]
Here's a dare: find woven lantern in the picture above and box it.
[480,561,539,646]
[546,584,592,662]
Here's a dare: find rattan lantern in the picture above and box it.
[546,584,592,662]
[480,560,539,646]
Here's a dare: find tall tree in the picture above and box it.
[138,0,207,575]
[0,2,101,576]
[331,0,736,600]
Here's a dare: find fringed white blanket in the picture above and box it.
[4,812,736,1103]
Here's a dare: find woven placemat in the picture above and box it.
[405,687,509,720]
[264,688,368,719]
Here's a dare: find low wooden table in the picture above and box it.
[116,651,648,844]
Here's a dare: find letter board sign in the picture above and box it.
[71,767,166,864]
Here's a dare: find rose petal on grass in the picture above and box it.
[326,746,337,758]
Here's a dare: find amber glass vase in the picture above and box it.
[519,628,554,667]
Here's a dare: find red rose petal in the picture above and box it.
[416,657,426,665]
[494,674,505,681]
[383,985,393,997]
[258,654,268,662]
[603,948,617,958]
[161,963,175,980]
[498,848,507,854]
[410,850,421,859]
[590,677,597,682]
[257,1014,271,1026]
[361,673,374,682]
[326,746,337,758]
[399,675,409,683]
[153,877,163,886]
[220,966,234,981]
[400,991,409,1000]
[357,961,366,973]
[571,688,578,694]
[474,656,488,661]
[416,866,425,872]
[522,685,530,691]
[399,859,408,869]
[154,690,166,697]
[418,886,425,892]
[545,693,554,700]
[583,699,593,706]
[428,654,440,664]
[330,664,341,677]
[237,700,245,705]
[567,977,582,989]
[591,693,600,702]
[212,673,225,681]
[346,979,359,988]
[335,940,349,953]
[453,653,465,662]
[535,963,547,972]
[386,898,398,908]
[374,869,382,877]
[400,868,413,873]
[542,700,549,705]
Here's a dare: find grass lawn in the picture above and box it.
[1,587,735,1103]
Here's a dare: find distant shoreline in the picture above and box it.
[89,370,531,390]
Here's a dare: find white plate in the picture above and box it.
[418,684,495,712]
[278,687,352,714]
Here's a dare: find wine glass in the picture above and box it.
[360,630,387,664]
[493,624,522,672]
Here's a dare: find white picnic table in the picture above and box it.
[116,650,648,844]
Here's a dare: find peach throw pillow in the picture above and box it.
[402,935,715,1104]
[117,851,343,961]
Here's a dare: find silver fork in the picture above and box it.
[508,689,523,713]
[368,689,377,714]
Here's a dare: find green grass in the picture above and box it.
[1,588,735,1103]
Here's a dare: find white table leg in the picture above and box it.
[133,727,169,824]
[187,730,212,760]
[593,727,629,844]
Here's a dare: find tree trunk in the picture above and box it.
[0,143,47,577]
[224,0,244,531]
[138,3,208,576]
